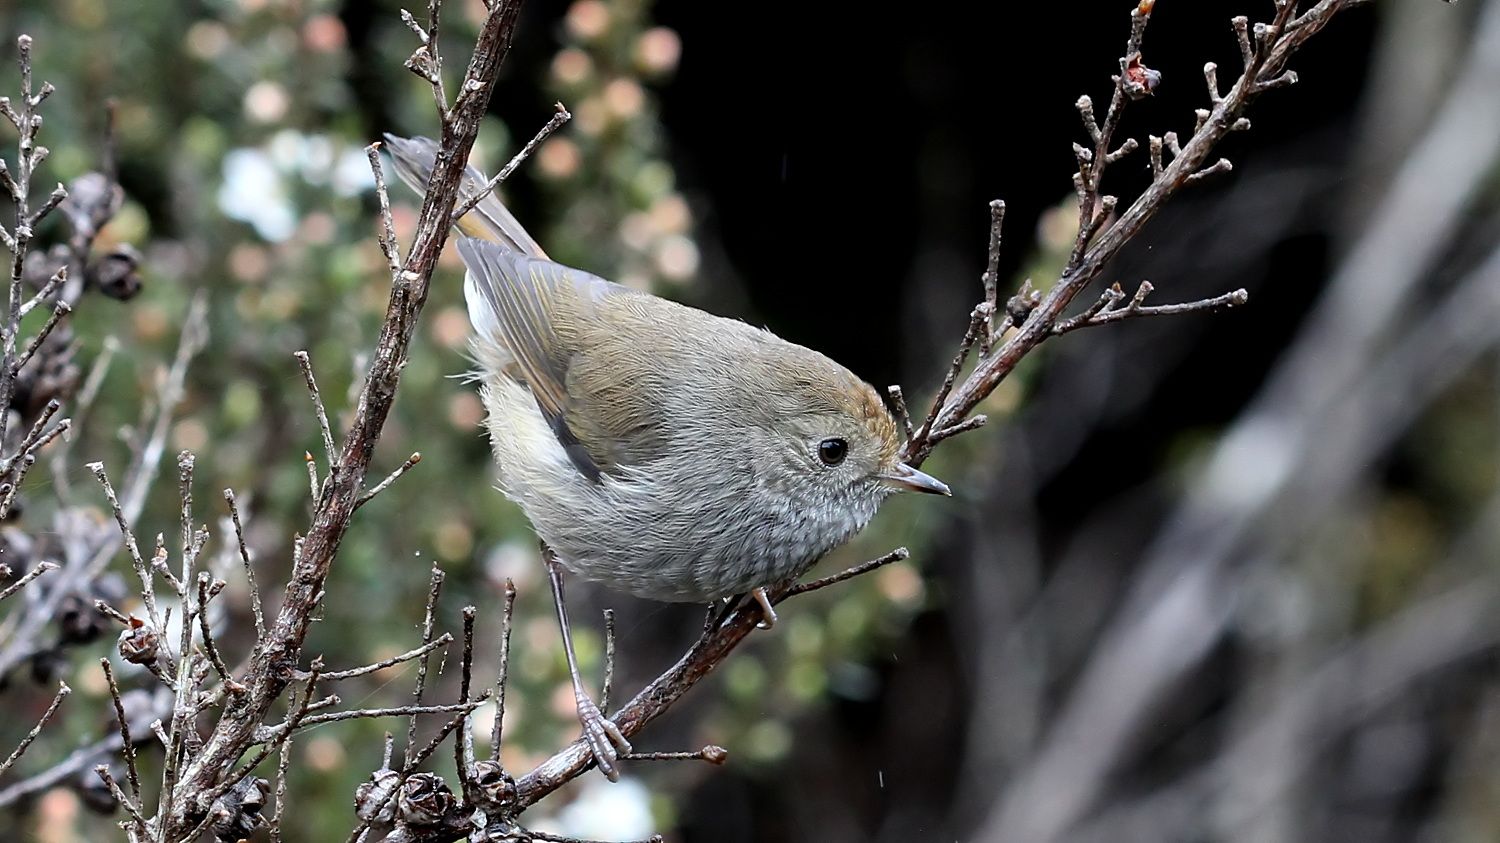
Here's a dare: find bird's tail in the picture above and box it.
[382,133,548,259]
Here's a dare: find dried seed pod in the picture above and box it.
[468,759,517,809]
[89,244,143,301]
[58,590,106,644]
[117,616,160,665]
[397,772,455,826]
[355,767,401,823]
[29,647,67,684]
[208,775,270,842]
[60,172,124,244]
[10,326,79,417]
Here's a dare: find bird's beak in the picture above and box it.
[881,463,952,496]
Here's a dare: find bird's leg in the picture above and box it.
[750,586,778,630]
[542,546,632,781]
[709,589,779,631]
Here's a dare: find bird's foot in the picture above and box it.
[576,690,632,781]
[751,586,778,630]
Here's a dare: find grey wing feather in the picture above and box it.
[457,236,614,481]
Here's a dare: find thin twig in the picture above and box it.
[0,680,68,777]
[94,765,150,835]
[979,199,1006,348]
[456,606,477,778]
[316,633,453,682]
[524,831,663,843]
[909,307,988,453]
[450,103,572,224]
[223,489,266,643]
[0,559,57,602]
[886,385,914,442]
[270,732,294,843]
[622,745,728,765]
[1052,285,1249,335]
[600,608,617,715]
[89,462,159,628]
[491,577,517,759]
[354,452,421,510]
[304,451,319,503]
[12,296,70,371]
[294,350,339,467]
[405,564,445,766]
[99,659,141,803]
[197,572,243,693]
[18,265,63,317]
[786,548,912,597]
[366,143,402,276]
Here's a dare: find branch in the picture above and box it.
[0,680,68,777]
[511,547,910,807]
[1051,282,1249,335]
[160,3,530,835]
[450,102,572,225]
[904,0,1345,465]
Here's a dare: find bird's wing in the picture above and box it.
[456,236,673,480]
[383,133,548,259]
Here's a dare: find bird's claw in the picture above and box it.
[576,691,631,781]
[751,586,778,630]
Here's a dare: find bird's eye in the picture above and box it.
[818,438,848,466]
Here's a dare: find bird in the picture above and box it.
[384,133,950,780]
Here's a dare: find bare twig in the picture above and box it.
[906,0,1336,465]
[525,832,663,843]
[910,307,988,448]
[13,296,70,372]
[979,199,1007,347]
[94,764,150,835]
[367,143,403,275]
[600,608,617,715]
[304,451,320,503]
[354,452,422,510]
[197,573,243,692]
[316,633,453,682]
[406,564,445,767]
[89,462,159,627]
[786,548,911,597]
[99,659,141,803]
[623,745,729,766]
[450,103,572,224]
[886,385,914,442]
[456,605,478,778]
[491,577,517,759]
[0,680,68,777]
[1052,283,1249,335]
[224,489,266,642]
[0,559,57,603]
[295,350,339,467]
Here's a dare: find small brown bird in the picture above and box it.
[386,134,949,780]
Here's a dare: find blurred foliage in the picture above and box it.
[0,0,946,839]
